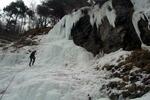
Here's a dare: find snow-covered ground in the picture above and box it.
[0,0,150,100]
[0,57,107,100]
[0,37,112,100]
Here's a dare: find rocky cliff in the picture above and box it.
[70,0,150,55]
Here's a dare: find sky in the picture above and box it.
[0,0,41,9]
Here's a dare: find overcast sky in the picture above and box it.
[0,0,41,9]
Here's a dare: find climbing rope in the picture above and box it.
[0,68,26,100]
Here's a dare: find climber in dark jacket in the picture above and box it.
[29,50,36,67]
[88,94,92,100]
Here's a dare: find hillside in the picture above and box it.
[0,0,150,100]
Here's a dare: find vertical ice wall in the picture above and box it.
[89,0,116,27]
[37,0,116,65]
[42,0,116,43]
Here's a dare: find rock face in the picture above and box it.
[71,0,142,55]
[71,14,102,55]
[95,0,109,7]
[112,0,141,51]
[138,17,150,45]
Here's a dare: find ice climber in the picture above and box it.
[88,94,92,100]
[29,50,36,67]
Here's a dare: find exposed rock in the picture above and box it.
[107,82,118,89]
[122,63,133,72]
[71,15,102,55]
[112,0,133,18]
[122,91,131,98]
[98,17,125,53]
[122,75,129,82]
[113,72,120,78]
[112,0,141,51]
[109,93,119,100]
[127,84,137,93]
[95,0,109,7]
[117,82,127,90]
[142,75,150,85]
[143,64,150,74]
[138,17,150,45]
[71,0,141,55]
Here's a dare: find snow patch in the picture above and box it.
[95,49,131,68]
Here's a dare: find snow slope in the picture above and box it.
[0,0,150,100]
[0,31,110,100]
